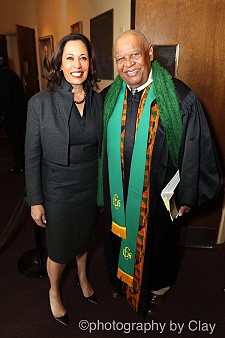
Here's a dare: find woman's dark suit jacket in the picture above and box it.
[25,80,103,206]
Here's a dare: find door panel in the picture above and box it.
[135,0,225,171]
[16,25,39,100]
[0,34,8,66]
[135,0,224,235]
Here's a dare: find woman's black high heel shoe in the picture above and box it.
[53,313,68,327]
[49,291,69,326]
[76,273,98,305]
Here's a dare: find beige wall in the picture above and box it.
[0,0,131,90]
[66,0,131,88]
[0,0,37,34]
[0,0,37,75]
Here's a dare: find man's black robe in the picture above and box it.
[102,78,222,317]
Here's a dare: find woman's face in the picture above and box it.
[61,40,89,86]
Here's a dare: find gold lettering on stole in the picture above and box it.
[123,247,132,260]
[113,194,121,210]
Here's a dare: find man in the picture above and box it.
[0,55,26,173]
[97,30,222,317]
[42,44,51,78]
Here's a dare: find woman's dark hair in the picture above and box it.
[47,33,99,90]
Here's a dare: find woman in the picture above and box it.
[25,33,102,326]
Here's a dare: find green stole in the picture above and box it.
[107,81,156,287]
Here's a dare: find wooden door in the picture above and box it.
[16,25,39,100]
[134,0,224,242]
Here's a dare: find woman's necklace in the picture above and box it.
[73,89,87,104]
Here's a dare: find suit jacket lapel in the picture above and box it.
[55,80,74,124]
[87,88,103,154]
[54,80,102,154]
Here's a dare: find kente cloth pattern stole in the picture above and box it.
[127,102,159,312]
[107,81,159,301]
[108,83,155,286]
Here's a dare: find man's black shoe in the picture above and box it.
[147,292,166,315]
[112,280,126,298]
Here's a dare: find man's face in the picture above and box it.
[114,34,153,88]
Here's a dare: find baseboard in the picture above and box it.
[180,226,217,249]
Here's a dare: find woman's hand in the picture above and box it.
[31,204,47,227]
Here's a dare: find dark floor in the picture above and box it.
[1,131,225,338]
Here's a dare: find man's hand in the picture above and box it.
[178,205,191,217]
